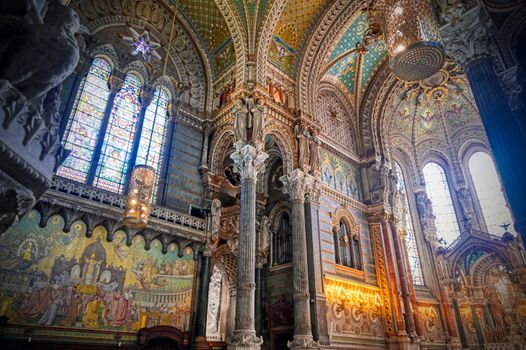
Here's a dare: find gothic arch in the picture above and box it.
[330,207,360,236]
[209,127,235,176]
[74,1,212,112]
[89,44,120,70]
[264,127,294,174]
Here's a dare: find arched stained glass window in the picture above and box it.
[93,73,142,193]
[468,152,515,235]
[423,162,461,245]
[136,87,170,200]
[337,221,351,267]
[57,57,111,182]
[395,162,424,285]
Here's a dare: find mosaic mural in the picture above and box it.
[0,211,195,332]
[269,0,328,76]
[323,13,387,99]
[320,149,362,202]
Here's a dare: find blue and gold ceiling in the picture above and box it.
[176,0,234,76]
[269,0,329,76]
[322,13,387,104]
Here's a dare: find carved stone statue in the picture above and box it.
[210,198,222,235]
[206,265,223,337]
[309,132,320,174]
[0,0,81,109]
[457,186,474,230]
[233,93,265,144]
[295,124,310,172]
[258,216,271,261]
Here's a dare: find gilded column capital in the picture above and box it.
[440,7,494,69]
[280,169,314,202]
[230,141,268,181]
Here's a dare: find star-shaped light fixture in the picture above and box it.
[122,28,162,63]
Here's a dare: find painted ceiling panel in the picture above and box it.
[269,0,328,76]
[324,13,387,101]
[177,0,234,76]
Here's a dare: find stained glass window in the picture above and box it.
[395,162,424,285]
[136,87,170,200]
[57,57,111,182]
[423,162,461,245]
[93,73,142,194]
[337,221,351,267]
[468,152,515,235]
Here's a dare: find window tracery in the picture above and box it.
[273,212,292,265]
[58,58,171,201]
[467,152,515,235]
[394,162,424,285]
[332,211,362,271]
[57,57,111,183]
[423,162,460,245]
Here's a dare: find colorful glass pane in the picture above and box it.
[57,57,111,183]
[395,162,424,285]
[93,73,142,194]
[423,162,461,245]
[468,152,515,236]
[136,87,170,202]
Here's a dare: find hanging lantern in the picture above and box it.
[124,165,155,229]
[385,0,445,81]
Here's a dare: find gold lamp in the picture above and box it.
[124,165,156,229]
[384,0,445,81]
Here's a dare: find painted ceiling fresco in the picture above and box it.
[176,0,234,75]
[269,0,329,76]
[323,13,387,103]
[387,72,481,144]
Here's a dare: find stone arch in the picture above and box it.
[122,59,150,84]
[331,207,360,236]
[74,0,211,112]
[264,127,294,174]
[89,44,120,70]
[209,126,235,176]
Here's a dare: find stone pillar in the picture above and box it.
[389,216,418,342]
[199,121,211,173]
[280,169,320,350]
[228,142,267,350]
[441,6,526,247]
[380,215,406,336]
[226,287,237,343]
[194,252,212,350]
[304,181,329,344]
[452,299,468,349]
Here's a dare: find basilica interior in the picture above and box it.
[0,0,526,349]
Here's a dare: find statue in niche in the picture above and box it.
[457,187,474,230]
[309,132,321,174]
[233,93,265,144]
[295,124,311,172]
[417,192,436,230]
[206,265,223,337]
[205,199,221,256]
[275,214,292,264]
[368,163,387,204]
[0,0,81,111]
[258,216,271,261]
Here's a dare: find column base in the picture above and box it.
[287,335,320,349]
[193,336,210,350]
[227,331,263,350]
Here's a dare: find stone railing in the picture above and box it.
[46,176,206,235]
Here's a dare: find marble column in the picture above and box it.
[194,251,212,349]
[226,287,237,343]
[441,6,526,246]
[389,216,418,342]
[303,181,329,344]
[280,169,320,350]
[228,142,267,350]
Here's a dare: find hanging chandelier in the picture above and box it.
[124,165,156,229]
[383,0,445,81]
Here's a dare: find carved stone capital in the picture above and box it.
[109,74,124,94]
[287,336,320,350]
[230,142,268,181]
[305,179,321,205]
[498,66,526,112]
[440,7,494,69]
[280,169,314,202]
[228,332,263,349]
